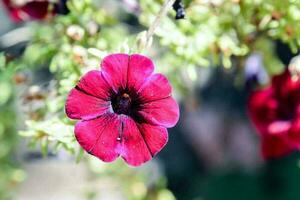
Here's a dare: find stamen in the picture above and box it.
[122,93,130,98]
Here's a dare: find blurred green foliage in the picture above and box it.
[0,54,25,200]
[138,0,300,93]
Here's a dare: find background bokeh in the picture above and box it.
[1,0,300,200]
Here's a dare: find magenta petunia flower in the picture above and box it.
[248,69,300,159]
[65,53,180,166]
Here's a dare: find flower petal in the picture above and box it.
[101,53,129,91]
[119,116,152,166]
[288,118,300,147]
[137,123,168,156]
[77,70,111,100]
[65,88,109,120]
[247,88,278,133]
[3,0,50,22]
[272,69,300,100]
[75,114,121,162]
[267,121,292,135]
[127,54,154,91]
[138,97,179,128]
[261,133,293,159]
[22,1,50,19]
[138,73,172,102]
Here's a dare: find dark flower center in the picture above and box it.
[111,92,136,115]
[278,103,296,121]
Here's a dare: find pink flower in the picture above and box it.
[248,69,300,159]
[65,53,180,166]
[2,0,68,22]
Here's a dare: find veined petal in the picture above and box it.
[101,53,129,91]
[65,88,109,120]
[138,97,179,128]
[119,116,152,166]
[75,114,121,162]
[137,123,168,156]
[127,54,154,91]
[77,70,111,100]
[138,73,172,102]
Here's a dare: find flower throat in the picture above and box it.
[111,92,133,115]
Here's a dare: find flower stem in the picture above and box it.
[140,0,175,51]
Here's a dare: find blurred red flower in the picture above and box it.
[2,0,68,22]
[248,69,300,159]
[65,53,179,166]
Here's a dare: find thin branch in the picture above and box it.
[142,0,176,51]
